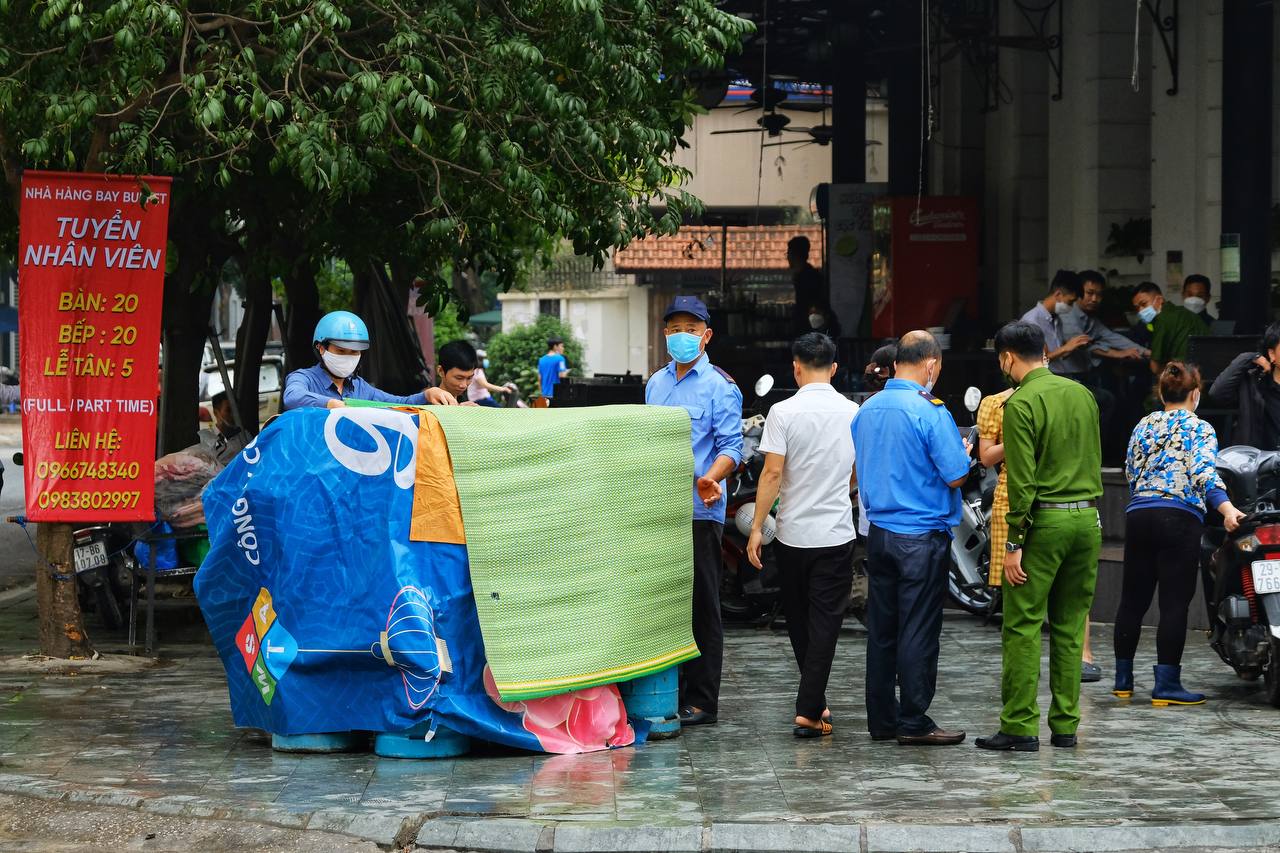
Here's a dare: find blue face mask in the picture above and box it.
[1137,305,1157,324]
[666,332,704,364]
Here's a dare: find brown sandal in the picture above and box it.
[793,719,833,738]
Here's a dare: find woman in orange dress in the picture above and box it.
[976,388,1015,587]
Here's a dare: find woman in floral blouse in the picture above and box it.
[1115,362,1246,706]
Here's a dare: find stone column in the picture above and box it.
[984,0,1050,322]
[1150,3,1223,304]
[1220,0,1273,331]
[1045,0,1152,284]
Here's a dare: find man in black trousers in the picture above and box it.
[645,296,744,726]
[851,331,972,745]
[747,333,860,737]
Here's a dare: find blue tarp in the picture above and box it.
[195,406,645,752]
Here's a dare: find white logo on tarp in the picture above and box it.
[232,497,260,566]
[323,408,418,489]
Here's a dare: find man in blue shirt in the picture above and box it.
[1018,271,1092,367]
[852,330,971,746]
[537,337,569,402]
[645,295,743,727]
[283,310,456,410]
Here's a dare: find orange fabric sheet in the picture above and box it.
[410,411,466,544]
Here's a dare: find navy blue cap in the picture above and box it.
[662,295,711,324]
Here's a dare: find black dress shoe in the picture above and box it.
[869,731,897,741]
[679,706,718,726]
[975,732,1040,752]
[897,727,966,746]
[1050,733,1077,748]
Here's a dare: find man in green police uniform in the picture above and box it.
[977,321,1103,753]
[1132,281,1208,375]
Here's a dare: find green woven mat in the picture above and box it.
[428,404,697,701]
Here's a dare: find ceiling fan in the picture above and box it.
[760,123,834,147]
[710,111,800,138]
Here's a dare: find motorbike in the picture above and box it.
[8,451,137,628]
[719,375,868,627]
[1205,446,1280,707]
[69,521,137,629]
[945,387,1000,617]
[720,408,778,623]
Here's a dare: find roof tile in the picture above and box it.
[613,224,822,273]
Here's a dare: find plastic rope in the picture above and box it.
[12,516,73,582]
[8,516,162,583]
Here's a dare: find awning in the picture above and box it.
[469,309,503,326]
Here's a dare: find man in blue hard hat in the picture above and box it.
[283,310,456,409]
[645,295,743,727]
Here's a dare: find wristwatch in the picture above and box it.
[1005,541,1022,552]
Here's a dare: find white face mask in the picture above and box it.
[1191,390,1201,413]
[808,313,824,329]
[1054,300,1073,316]
[322,350,360,378]
[1183,296,1206,314]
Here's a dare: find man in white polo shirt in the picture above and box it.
[746,333,859,738]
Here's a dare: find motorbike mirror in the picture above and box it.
[963,386,982,413]
[754,374,774,398]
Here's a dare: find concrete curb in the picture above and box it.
[2,773,1279,852]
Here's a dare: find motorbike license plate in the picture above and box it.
[1251,560,1280,595]
[73,542,109,573]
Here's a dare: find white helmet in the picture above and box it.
[734,502,776,543]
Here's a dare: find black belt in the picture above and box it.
[1034,500,1096,510]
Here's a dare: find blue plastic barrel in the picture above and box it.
[619,667,681,739]
[373,721,471,758]
[271,732,368,753]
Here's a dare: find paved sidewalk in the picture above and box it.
[0,587,1278,852]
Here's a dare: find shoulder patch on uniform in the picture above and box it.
[918,389,944,405]
[713,366,736,385]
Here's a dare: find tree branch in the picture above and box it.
[0,125,23,215]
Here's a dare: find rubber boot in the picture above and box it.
[1151,664,1206,706]
[1112,659,1134,698]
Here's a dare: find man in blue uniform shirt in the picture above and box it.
[283,311,455,410]
[852,330,971,746]
[645,295,743,727]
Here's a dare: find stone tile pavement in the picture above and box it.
[0,587,1278,852]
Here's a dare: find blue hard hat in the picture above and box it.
[663,295,710,325]
[313,311,370,350]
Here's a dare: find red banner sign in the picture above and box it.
[18,170,171,521]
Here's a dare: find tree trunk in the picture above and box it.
[35,523,94,658]
[233,262,272,435]
[158,198,231,454]
[451,265,489,316]
[282,264,320,376]
[159,259,218,455]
